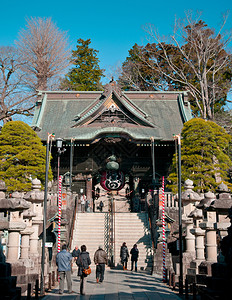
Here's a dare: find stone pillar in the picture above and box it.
[205,225,217,262]
[179,179,203,256]
[24,179,44,260]
[8,230,20,261]
[29,224,40,255]
[20,230,31,259]
[6,191,30,262]
[189,209,205,262]
[8,211,26,261]
[183,218,195,253]
[199,218,217,262]
[20,210,35,259]
[194,228,205,261]
[197,192,217,263]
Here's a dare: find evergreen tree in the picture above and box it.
[167,118,232,193]
[60,38,105,91]
[0,121,52,192]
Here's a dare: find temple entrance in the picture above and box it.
[52,135,175,213]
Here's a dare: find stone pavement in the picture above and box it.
[43,267,181,300]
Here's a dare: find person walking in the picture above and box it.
[130,244,139,272]
[56,244,73,294]
[80,194,86,213]
[120,242,129,270]
[94,245,108,283]
[99,200,104,212]
[76,245,91,295]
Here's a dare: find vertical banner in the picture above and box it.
[162,176,166,282]
[57,175,62,253]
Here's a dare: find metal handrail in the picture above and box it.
[104,212,110,262]
[67,196,78,250]
[105,194,115,267]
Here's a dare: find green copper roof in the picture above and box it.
[32,84,192,142]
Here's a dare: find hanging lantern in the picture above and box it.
[106,155,119,170]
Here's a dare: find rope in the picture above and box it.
[92,190,134,197]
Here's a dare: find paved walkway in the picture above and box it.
[43,267,181,300]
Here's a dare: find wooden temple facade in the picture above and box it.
[32,80,192,210]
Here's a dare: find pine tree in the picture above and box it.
[167,118,232,193]
[60,38,105,91]
[0,121,53,192]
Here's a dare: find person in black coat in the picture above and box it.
[130,244,139,271]
[120,242,129,270]
[76,245,91,295]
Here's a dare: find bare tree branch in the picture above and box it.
[0,46,36,124]
[120,11,232,120]
[16,17,71,91]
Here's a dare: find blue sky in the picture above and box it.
[1,0,232,100]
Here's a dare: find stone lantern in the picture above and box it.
[0,194,30,262]
[213,182,232,240]
[198,191,217,263]
[179,179,203,255]
[189,208,205,262]
[20,209,36,260]
[24,179,44,260]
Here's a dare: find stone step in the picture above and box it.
[71,212,152,271]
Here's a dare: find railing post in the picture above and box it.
[52,271,55,286]
[48,273,52,290]
[185,278,189,299]
[168,270,172,286]
[27,283,31,300]
[35,279,39,299]
[192,282,197,300]
[172,273,176,290]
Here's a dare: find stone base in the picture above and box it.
[186,260,202,278]
[11,261,39,296]
[153,243,174,276]
[0,262,21,299]
[94,183,130,213]
[198,261,215,276]
[196,262,232,297]
[183,252,195,279]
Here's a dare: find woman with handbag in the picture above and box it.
[76,245,91,295]
[120,242,129,270]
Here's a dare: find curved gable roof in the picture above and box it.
[32,82,192,142]
[72,82,156,128]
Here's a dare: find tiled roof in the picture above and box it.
[32,84,192,142]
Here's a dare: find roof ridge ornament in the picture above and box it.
[102,79,122,98]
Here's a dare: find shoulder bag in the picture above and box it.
[80,255,91,275]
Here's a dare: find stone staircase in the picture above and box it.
[114,213,153,271]
[71,212,152,272]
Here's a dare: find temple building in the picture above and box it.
[31,80,192,210]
